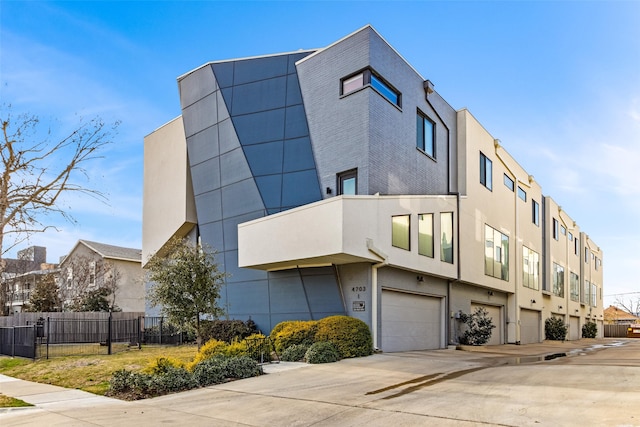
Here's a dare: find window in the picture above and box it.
[440,212,454,263]
[570,272,580,302]
[522,246,539,290]
[341,68,401,107]
[552,263,565,297]
[485,224,509,281]
[392,215,410,250]
[560,225,566,236]
[337,169,357,195]
[418,213,434,258]
[503,174,514,191]
[480,152,492,190]
[553,218,559,240]
[416,111,435,157]
[582,280,589,304]
[591,283,597,307]
[532,200,540,226]
[585,247,589,263]
[574,237,579,255]
[568,232,573,241]
[517,186,527,201]
[89,261,96,287]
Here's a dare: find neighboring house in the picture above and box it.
[0,246,58,314]
[143,25,604,351]
[59,240,144,313]
[604,305,640,325]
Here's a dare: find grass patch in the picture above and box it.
[0,393,33,408]
[0,345,197,396]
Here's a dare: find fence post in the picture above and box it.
[46,317,50,360]
[108,311,113,355]
[160,317,163,345]
[32,325,37,359]
[12,326,15,357]
[138,316,142,350]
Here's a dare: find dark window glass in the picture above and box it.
[480,152,492,190]
[532,200,539,226]
[416,111,435,157]
[553,218,559,240]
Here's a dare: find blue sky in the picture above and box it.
[1,1,638,307]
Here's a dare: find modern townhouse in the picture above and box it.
[143,25,603,352]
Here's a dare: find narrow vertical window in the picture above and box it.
[574,237,579,255]
[503,174,514,191]
[480,152,492,190]
[416,111,435,157]
[553,218,559,240]
[522,246,539,290]
[552,263,565,297]
[517,186,527,201]
[337,169,357,195]
[585,247,589,263]
[485,224,509,281]
[440,212,454,263]
[532,199,540,226]
[570,272,580,302]
[392,215,410,250]
[418,213,434,258]
[591,283,597,307]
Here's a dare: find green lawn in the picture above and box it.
[0,345,198,398]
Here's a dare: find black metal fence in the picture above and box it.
[0,325,37,359]
[142,316,186,345]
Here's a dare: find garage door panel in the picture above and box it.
[569,316,580,340]
[381,290,442,352]
[521,309,540,344]
[471,303,502,346]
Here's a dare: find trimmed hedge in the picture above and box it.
[305,341,340,364]
[272,320,318,353]
[582,321,598,338]
[199,319,259,343]
[280,343,310,362]
[315,316,373,358]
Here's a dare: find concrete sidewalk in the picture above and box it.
[1,338,638,426]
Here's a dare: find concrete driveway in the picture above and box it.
[2,338,639,426]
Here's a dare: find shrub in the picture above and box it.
[305,341,340,364]
[315,315,373,358]
[272,320,318,353]
[280,343,310,362]
[269,320,299,342]
[545,317,568,341]
[219,355,262,378]
[582,321,598,338]
[242,333,272,362]
[153,366,197,393]
[224,340,249,357]
[200,319,259,343]
[459,307,495,345]
[109,367,196,399]
[191,357,226,386]
[143,357,185,375]
[191,338,229,367]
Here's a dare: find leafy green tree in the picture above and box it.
[459,307,496,345]
[25,274,60,312]
[146,237,227,347]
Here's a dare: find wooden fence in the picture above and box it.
[604,324,632,338]
[0,312,144,327]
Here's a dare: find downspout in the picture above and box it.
[367,238,388,351]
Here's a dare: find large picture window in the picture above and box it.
[440,212,454,263]
[552,263,565,297]
[416,111,435,157]
[522,246,539,290]
[392,215,410,250]
[418,213,434,258]
[485,224,509,281]
[480,152,492,190]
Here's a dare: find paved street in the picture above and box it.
[2,338,639,426]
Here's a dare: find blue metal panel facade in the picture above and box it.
[178,53,345,332]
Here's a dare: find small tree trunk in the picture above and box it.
[196,314,202,350]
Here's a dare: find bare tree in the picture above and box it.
[0,105,118,257]
[614,295,640,317]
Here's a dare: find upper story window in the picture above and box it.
[503,174,514,191]
[480,152,492,191]
[582,280,590,304]
[522,246,539,290]
[570,272,580,302]
[585,247,589,263]
[485,224,509,281]
[337,169,357,195]
[552,262,565,297]
[416,110,435,157]
[568,232,573,241]
[441,212,454,264]
[532,199,540,226]
[517,186,527,201]
[418,213,434,258]
[560,225,567,236]
[341,68,401,107]
[392,215,410,251]
[574,237,579,255]
[553,218,559,240]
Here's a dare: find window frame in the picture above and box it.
[391,214,410,251]
[416,110,436,158]
[522,246,539,290]
[480,152,493,191]
[517,186,527,201]
[552,262,565,298]
[503,174,515,191]
[418,213,434,258]
[440,212,454,264]
[570,272,580,302]
[337,169,357,195]
[532,199,540,226]
[485,224,509,281]
[553,218,559,240]
[341,68,401,107]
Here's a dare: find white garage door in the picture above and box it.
[381,290,442,352]
[471,303,502,345]
[569,316,580,340]
[597,320,604,338]
[520,309,540,344]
